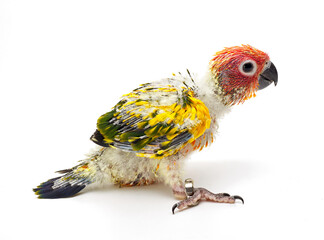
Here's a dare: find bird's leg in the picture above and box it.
[172,184,187,200]
[172,179,244,214]
[157,157,187,200]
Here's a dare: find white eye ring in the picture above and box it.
[239,60,257,76]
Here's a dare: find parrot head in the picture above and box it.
[209,45,278,105]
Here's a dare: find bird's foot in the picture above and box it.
[172,179,244,214]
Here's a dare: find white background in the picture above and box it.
[1,0,324,239]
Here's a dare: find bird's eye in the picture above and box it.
[239,60,257,76]
[243,62,253,72]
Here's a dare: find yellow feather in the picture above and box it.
[137,122,147,129]
[190,107,196,120]
[173,104,181,112]
[145,126,158,136]
[167,133,178,140]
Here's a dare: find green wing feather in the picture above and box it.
[92,79,210,159]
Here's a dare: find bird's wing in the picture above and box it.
[91,79,211,159]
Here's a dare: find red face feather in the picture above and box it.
[209,45,270,105]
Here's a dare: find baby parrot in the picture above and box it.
[33,45,278,213]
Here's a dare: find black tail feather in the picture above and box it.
[33,151,103,199]
[34,176,87,199]
[33,177,60,192]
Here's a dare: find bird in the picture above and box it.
[33,44,278,213]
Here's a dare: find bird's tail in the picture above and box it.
[33,147,106,199]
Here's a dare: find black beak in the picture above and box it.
[258,62,278,90]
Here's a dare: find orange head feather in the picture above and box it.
[209,45,270,105]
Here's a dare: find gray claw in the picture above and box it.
[233,195,244,204]
[172,203,178,214]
